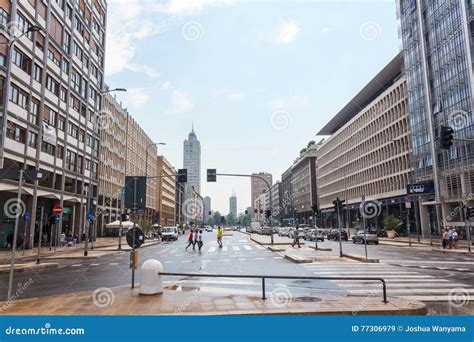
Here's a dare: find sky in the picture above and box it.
[104,0,400,215]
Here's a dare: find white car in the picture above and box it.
[205,225,213,232]
[161,226,178,241]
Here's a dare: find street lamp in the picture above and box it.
[84,87,127,256]
[0,25,43,168]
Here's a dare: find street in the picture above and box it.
[0,231,472,315]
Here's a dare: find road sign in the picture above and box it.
[55,215,60,223]
[23,212,30,222]
[207,169,217,182]
[87,212,94,222]
[124,176,147,213]
[52,204,63,215]
[406,182,435,195]
[126,227,145,249]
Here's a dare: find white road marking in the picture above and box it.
[232,246,240,251]
[254,245,265,250]
[108,263,119,266]
[243,245,252,250]
[90,263,100,266]
[182,260,192,263]
[71,264,82,267]
[208,247,216,253]
[222,246,228,252]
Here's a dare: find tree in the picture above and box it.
[383,215,401,231]
[227,213,235,225]
[213,211,222,225]
[207,217,215,227]
[243,214,251,226]
[307,140,316,149]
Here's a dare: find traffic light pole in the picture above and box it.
[337,204,342,257]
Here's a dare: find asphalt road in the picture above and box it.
[1,231,473,315]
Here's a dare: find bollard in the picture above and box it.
[139,259,163,295]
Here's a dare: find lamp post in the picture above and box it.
[0,25,42,169]
[84,87,126,256]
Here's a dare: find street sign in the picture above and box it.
[207,169,217,182]
[124,176,147,213]
[23,212,30,222]
[126,227,145,249]
[55,215,60,223]
[404,195,412,208]
[52,204,63,215]
[87,212,94,222]
[406,182,435,195]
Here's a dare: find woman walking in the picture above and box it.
[198,230,204,252]
[185,229,194,250]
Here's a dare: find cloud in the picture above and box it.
[320,27,331,34]
[225,92,246,101]
[269,96,310,110]
[166,90,194,114]
[275,20,300,44]
[152,0,234,16]
[126,64,161,79]
[161,81,171,90]
[123,88,150,109]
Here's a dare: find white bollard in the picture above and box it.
[139,259,163,295]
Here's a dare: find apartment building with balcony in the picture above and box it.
[316,53,413,233]
[0,0,107,247]
[155,155,176,227]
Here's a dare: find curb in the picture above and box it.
[309,246,332,251]
[283,253,313,264]
[342,253,379,263]
[0,263,59,274]
[250,236,305,246]
[268,245,287,252]
[431,248,472,254]
[43,251,124,260]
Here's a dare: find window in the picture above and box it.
[9,84,27,108]
[63,30,71,52]
[58,115,65,131]
[48,45,61,66]
[49,14,63,45]
[66,5,72,20]
[28,131,37,147]
[41,141,55,155]
[72,40,83,61]
[35,32,45,50]
[79,129,85,142]
[77,155,83,173]
[70,68,81,93]
[33,63,42,82]
[46,75,60,95]
[61,58,69,74]
[6,121,26,143]
[16,14,33,40]
[68,122,78,139]
[60,87,67,102]
[43,106,58,126]
[0,8,8,27]
[85,158,91,170]
[56,144,64,159]
[29,98,40,125]
[70,94,80,111]
[66,150,76,171]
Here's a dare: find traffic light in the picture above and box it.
[464,207,474,220]
[207,169,217,182]
[265,210,271,219]
[177,169,187,183]
[311,204,318,214]
[245,210,248,215]
[260,210,263,214]
[208,211,212,216]
[121,213,129,222]
[332,197,345,211]
[254,209,258,214]
[439,125,454,150]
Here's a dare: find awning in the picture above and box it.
[36,190,61,200]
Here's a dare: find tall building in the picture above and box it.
[292,147,318,225]
[0,0,107,248]
[229,193,237,219]
[155,155,176,227]
[251,172,272,218]
[280,167,294,225]
[316,53,412,231]
[125,116,157,222]
[203,196,211,222]
[98,87,127,235]
[183,126,201,203]
[398,0,474,236]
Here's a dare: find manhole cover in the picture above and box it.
[293,296,321,303]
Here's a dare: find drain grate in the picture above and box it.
[293,296,321,303]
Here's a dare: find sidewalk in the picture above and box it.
[0,283,426,316]
[0,262,59,274]
[0,238,162,263]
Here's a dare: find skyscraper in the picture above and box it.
[399,0,474,236]
[229,193,237,219]
[183,126,201,203]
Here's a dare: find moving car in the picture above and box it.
[305,229,325,242]
[161,226,179,241]
[205,225,213,232]
[327,229,348,241]
[278,227,290,237]
[352,230,379,244]
[260,226,273,235]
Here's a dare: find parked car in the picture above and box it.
[161,226,179,241]
[248,221,261,233]
[289,228,305,239]
[368,227,388,237]
[327,229,348,241]
[352,230,379,244]
[259,226,272,235]
[305,229,325,242]
[278,227,290,237]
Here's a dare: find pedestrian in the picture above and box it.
[59,232,66,247]
[73,234,78,247]
[185,229,194,250]
[198,230,203,252]
[193,229,199,250]
[292,228,301,248]
[442,228,449,249]
[217,226,223,247]
[447,228,453,249]
[5,232,13,249]
[452,229,459,249]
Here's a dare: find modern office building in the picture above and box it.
[0,0,107,248]
[98,87,127,235]
[280,167,294,225]
[270,181,282,225]
[398,0,474,237]
[155,155,176,227]
[251,172,272,218]
[183,126,201,203]
[203,195,211,222]
[229,193,237,219]
[316,53,413,232]
[125,115,157,222]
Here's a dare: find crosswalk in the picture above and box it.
[302,263,474,302]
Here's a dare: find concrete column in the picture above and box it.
[419,202,430,238]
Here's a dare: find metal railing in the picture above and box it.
[159,272,388,303]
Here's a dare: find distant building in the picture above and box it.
[203,196,211,222]
[155,156,176,227]
[251,172,272,219]
[183,127,201,205]
[229,194,237,219]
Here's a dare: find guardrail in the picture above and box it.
[159,272,388,303]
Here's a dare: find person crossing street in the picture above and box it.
[217,226,223,248]
[185,229,194,250]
